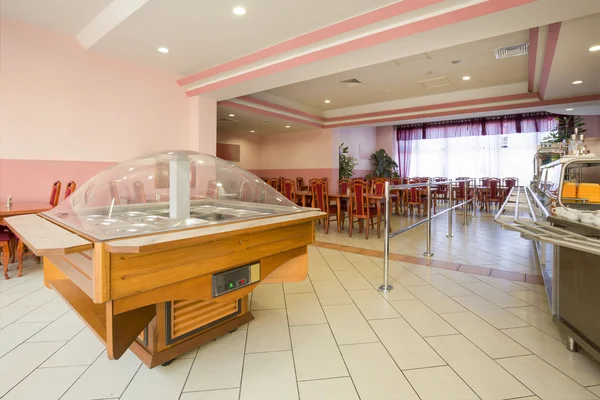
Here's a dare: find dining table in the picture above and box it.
[0,201,52,225]
[296,190,396,237]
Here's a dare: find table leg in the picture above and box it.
[336,197,341,233]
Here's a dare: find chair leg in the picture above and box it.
[325,214,330,234]
[9,237,16,263]
[349,214,353,237]
[2,242,9,280]
[365,218,370,240]
[17,240,23,277]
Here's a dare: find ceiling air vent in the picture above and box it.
[337,78,363,88]
[494,42,529,59]
[218,118,238,124]
[419,77,451,89]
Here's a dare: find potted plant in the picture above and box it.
[339,143,358,179]
[544,115,586,143]
[370,149,399,178]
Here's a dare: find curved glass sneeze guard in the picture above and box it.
[44,151,301,241]
[541,159,600,211]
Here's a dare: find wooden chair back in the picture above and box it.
[338,179,350,196]
[504,177,518,191]
[371,178,387,196]
[133,181,146,203]
[281,179,296,201]
[240,180,258,202]
[64,181,76,199]
[488,178,501,200]
[267,178,279,191]
[311,179,328,212]
[207,180,219,199]
[108,181,121,205]
[49,181,61,206]
[351,180,369,216]
[296,177,304,190]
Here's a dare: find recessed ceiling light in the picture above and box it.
[285,125,291,128]
[324,99,331,104]
[572,80,583,85]
[233,6,246,15]
[589,45,600,52]
[566,108,574,111]
[384,89,391,93]
[462,76,471,81]
[158,47,169,54]
[229,114,235,117]
[250,130,255,133]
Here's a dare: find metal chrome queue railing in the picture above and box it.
[378,179,477,293]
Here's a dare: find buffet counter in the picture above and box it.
[494,155,600,361]
[5,151,324,368]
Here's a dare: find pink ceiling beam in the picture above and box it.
[186,0,539,97]
[177,0,445,87]
[220,100,325,129]
[326,93,540,122]
[236,96,326,121]
[539,22,562,100]
[326,94,600,128]
[528,27,539,93]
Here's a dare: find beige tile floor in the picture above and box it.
[1,214,599,399]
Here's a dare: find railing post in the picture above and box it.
[424,182,434,257]
[378,181,393,293]
[463,179,469,226]
[446,180,453,238]
[472,179,477,218]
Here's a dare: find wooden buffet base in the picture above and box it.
[7,210,322,369]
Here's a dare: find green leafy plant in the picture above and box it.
[370,149,399,178]
[545,115,586,143]
[339,143,358,179]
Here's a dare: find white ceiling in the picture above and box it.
[262,30,530,110]
[217,103,316,135]
[545,13,600,100]
[0,0,112,35]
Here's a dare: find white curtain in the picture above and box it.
[408,131,549,182]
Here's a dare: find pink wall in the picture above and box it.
[338,127,376,176]
[582,115,600,138]
[376,125,395,157]
[218,128,339,191]
[0,18,194,202]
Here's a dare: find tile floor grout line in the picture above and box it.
[117,361,143,400]
[58,349,106,400]
[178,332,204,400]
[237,290,252,400]
[311,268,363,400]
[2,334,73,398]
[281,282,301,399]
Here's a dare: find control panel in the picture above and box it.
[212,263,259,297]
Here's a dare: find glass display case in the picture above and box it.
[537,156,600,211]
[44,151,302,240]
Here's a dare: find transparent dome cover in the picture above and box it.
[44,151,301,240]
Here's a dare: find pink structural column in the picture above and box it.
[190,96,217,156]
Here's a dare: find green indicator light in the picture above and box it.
[228,283,234,289]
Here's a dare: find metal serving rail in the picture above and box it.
[378,179,477,293]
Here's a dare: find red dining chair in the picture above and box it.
[456,180,474,210]
[133,181,147,203]
[239,180,258,202]
[311,179,336,234]
[504,177,518,192]
[109,181,121,205]
[337,179,350,230]
[278,177,285,192]
[281,179,296,202]
[267,178,279,191]
[207,180,220,199]
[49,181,61,207]
[296,177,306,191]
[483,178,502,211]
[349,180,379,239]
[406,180,426,217]
[64,181,76,199]
[391,178,402,215]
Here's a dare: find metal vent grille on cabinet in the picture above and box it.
[494,42,529,59]
[169,299,239,340]
[337,78,363,87]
